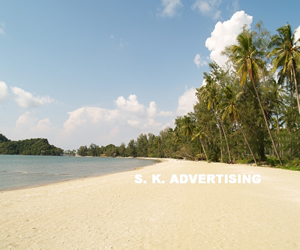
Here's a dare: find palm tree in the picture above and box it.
[198,70,232,163]
[173,126,181,146]
[219,86,257,165]
[268,23,300,114]
[192,127,209,162]
[228,29,283,166]
[181,115,194,136]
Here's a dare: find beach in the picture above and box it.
[1,159,300,249]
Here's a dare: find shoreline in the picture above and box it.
[0,157,161,193]
[1,159,300,249]
[0,157,160,193]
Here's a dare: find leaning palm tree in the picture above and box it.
[268,23,300,114]
[198,72,232,163]
[219,86,257,165]
[192,127,209,162]
[227,29,283,166]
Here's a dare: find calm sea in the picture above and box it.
[0,155,157,191]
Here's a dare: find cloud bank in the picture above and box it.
[9,88,197,149]
[58,94,177,148]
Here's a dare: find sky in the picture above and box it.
[0,0,299,150]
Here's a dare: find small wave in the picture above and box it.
[13,171,29,174]
[31,172,70,177]
[33,172,48,175]
[11,171,54,176]
[54,173,70,176]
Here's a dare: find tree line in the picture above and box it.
[75,22,300,170]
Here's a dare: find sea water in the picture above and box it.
[0,155,157,191]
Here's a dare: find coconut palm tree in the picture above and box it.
[181,115,195,136]
[262,78,286,156]
[219,86,258,165]
[192,127,209,162]
[227,29,283,166]
[198,71,232,163]
[173,126,180,145]
[268,23,300,114]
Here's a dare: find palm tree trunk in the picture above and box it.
[276,114,282,157]
[291,64,300,115]
[199,138,208,162]
[182,149,196,161]
[237,122,257,166]
[251,78,283,166]
[216,119,224,162]
[215,112,232,163]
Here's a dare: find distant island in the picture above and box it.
[0,134,63,156]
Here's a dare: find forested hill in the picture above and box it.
[0,134,63,156]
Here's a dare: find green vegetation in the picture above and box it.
[63,149,76,156]
[76,22,300,171]
[0,134,63,156]
[280,158,300,171]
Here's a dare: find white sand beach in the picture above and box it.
[1,159,300,249]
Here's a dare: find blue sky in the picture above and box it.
[0,0,299,150]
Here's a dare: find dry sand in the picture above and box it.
[1,159,300,249]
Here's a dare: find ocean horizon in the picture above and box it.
[0,155,157,191]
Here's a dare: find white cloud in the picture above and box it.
[8,91,191,149]
[15,113,55,133]
[147,101,157,117]
[295,26,300,46]
[177,88,197,115]
[12,112,60,145]
[59,94,177,148]
[194,54,207,68]
[159,0,182,18]
[115,94,145,113]
[192,0,222,20]
[63,107,119,132]
[15,112,38,129]
[64,95,172,134]
[64,95,171,134]
[11,87,55,108]
[0,81,9,102]
[127,119,141,127]
[195,1,211,12]
[159,111,173,117]
[205,11,253,67]
[35,118,53,132]
[143,118,162,130]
